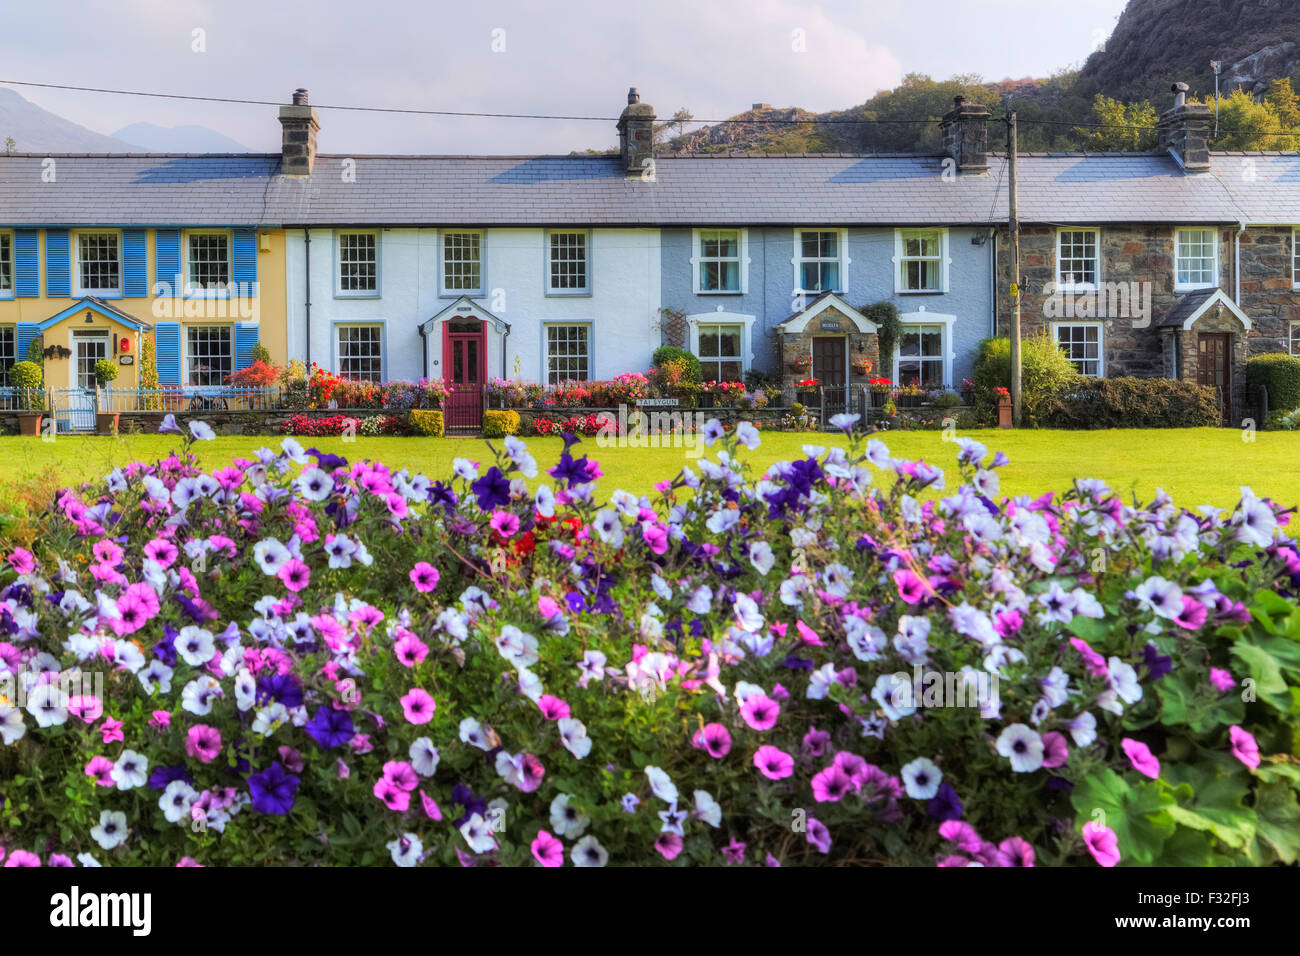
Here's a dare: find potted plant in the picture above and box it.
[867,377,894,408]
[851,357,874,377]
[10,360,45,436]
[94,359,121,435]
[996,386,1013,428]
[697,382,716,409]
[789,353,812,375]
[794,378,820,406]
[896,384,925,409]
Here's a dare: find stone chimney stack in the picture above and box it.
[1156,82,1212,173]
[939,95,991,173]
[279,88,320,176]
[616,87,656,177]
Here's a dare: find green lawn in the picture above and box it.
[0,428,1296,516]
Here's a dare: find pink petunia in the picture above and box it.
[811,765,854,802]
[893,569,929,604]
[372,777,411,812]
[420,790,442,821]
[938,820,984,854]
[409,562,440,593]
[1121,737,1161,779]
[696,722,731,759]
[1209,668,1235,693]
[531,829,564,867]
[795,620,825,646]
[68,695,103,723]
[185,725,222,764]
[400,688,436,725]
[382,760,420,792]
[805,816,832,854]
[753,745,794,780]
[641,522,669,555]
[143,538,179,569]
[739,693,781,731]
[1041,731,1069,769]
[85,755,115,787]
[1069,637,1109,678]
[722,837,747,865]
[537,596,560,618]
[394,632,429,668]
[277,558,311,592]
[1228,725,1261,770]
[1082,821,1121,867]
[100,716,124,745]
[1173,595,1208,630]
[489,510,520,538]
[7,548,35,575]
[536,695,570,720]
[149,710,171,729]
[999,837,1036,867]
[655,832,684,861]
[3,849,41,867]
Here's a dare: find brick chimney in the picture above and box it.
[1156,82,1211,173]
[279,88,320,176]
[616,87,656,176]
[939,95,990,173]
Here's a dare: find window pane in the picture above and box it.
[188,234,230,291]
[1058,231,1098,286]
[698,329,720,358]
[546,325,589,383]
[444,233,482,291]
[338,234,377,292]
[337,325,382,380]
[78,233,120,292]
[186,325,233,386]
[0,234,11,292]
[549,232,587,290]
[0,326,14,386]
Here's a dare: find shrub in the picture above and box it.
[2,421,1298,867]
[409,409,445,437]
[250,342,273,366]
[281,413,361,437]
[1247,353,1300,416]
[652,345,702,384]
[860,302,901,365]
[1036,378,1221,428]
[971,335,1080,425]
[482,409,521,438]
[226,359,281,389]
[25,336,42,364]
[93,359,119,387]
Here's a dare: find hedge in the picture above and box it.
[1246,354,1300,415]
[652,345,703,384]
[409,409,445,437]
[481,409,521,438]
[1035,378,1221,429]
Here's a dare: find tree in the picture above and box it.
[1267,78,1300,133]
[654,108,694,148]
[3,137,14,154]
[1081,95,1157,151]
[1213,88,1284,150]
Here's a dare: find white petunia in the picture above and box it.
[25,683,68,728]
[996,723,1044,773]
[296,467,333,502]
[748,541,775,576]
[176,626,216,667]
[409,737,440,777]
[386,832,423,867]
[252,701,290,736]
[571,834,608,867]
[900,757,943,799]
[111,749,149,790]
[188,420,215,442]
[159,780,198,824]
[181,675,223,716]
[693,790,722,828]
[645,765,678,804]
[549,793,590,838]
[253,538,292,576]
[90,810,129,850]
[557,717,592,759]
[0,705,26,745]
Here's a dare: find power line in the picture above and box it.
[1,77,1297,140]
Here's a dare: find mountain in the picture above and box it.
[111,122,251,153]
[1076,0,1300,103]
[0,87,137,152]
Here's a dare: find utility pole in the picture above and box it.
[1008,111,1022,427]
[1210,60,1222,139]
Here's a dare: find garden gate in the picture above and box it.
[49,387,97,433]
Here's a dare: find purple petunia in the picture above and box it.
[248,761,301,815]
[304,705,355,749]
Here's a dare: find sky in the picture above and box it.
[1,0,1130,154]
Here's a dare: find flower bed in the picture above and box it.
[1,416,1298,867]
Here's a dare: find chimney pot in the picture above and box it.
[293,88,309,106]
[617,87,655,176]
[627,87,640,105]
[1157,81,1211,173]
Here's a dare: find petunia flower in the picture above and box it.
[1082,821,1120,867]
[1228,725,1261,769]
[531,829,565,867]
[753,745,794,780]
[400,688,436,725]
[1121,737,1161,779]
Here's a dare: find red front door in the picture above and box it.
[442,319,486,431]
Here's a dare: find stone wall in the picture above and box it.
[1238,227,1299,355]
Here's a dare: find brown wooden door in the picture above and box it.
[812,337,845,386]
[1197,333,1230,424]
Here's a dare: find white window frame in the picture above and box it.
[893,228,950,294]
[1174,227,1219,292]
[335,231,381,298]
[0,230,14,299]
[1293,227,1300,292]
[892,309,956,389]
[542,322,592,384]
[792,228,849,295]
[440,230,485,297]
[72,229,123,298]
[686,311,756,380]
[183,323,235,387]
[0,325,16,385]
[184,229,233,298]
[1289,321,1300,357]
[333,321,386,381]
[1056,227,1100,292]
[1052,321,1105,377]
[691,228,749,295]
[545,229,592,296]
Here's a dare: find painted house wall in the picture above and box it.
[287,228,661,384]
[658,226,994,388]
[0,227,285,391]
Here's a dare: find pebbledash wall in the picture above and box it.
[286,228,661,383]
[659,226,995,387]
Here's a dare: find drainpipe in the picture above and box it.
[501,322,511,379]
[1234,221,1245,306]
[989,227,998,337]
[303,228,312,368]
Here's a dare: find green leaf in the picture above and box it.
[1230,641,1290,711]
[1071,769,1176,865]
[1162,764,1255,849]
[1253,780,1300,865]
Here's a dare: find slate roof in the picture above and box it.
[1158,289,1220,329]
[1,150,1298,227]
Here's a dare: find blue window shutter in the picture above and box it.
[45,228,70,297]
[14,230,38,297]
[155,322,181,386]
[155,229,181,294]
[16,323,40,363]
[232,229,257,289]
[235,322,259,370]
[123,229,147,297]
